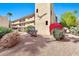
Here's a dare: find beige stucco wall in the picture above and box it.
[25,23,34,27]
[25,17,34,22]
[25,17,35,27]
[12,21,19,24]
[0,16,9,28]
[35,3,53,35]
[51,4,56,23]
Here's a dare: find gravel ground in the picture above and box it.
[0,33,79,56]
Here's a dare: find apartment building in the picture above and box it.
[11,13,35,31]
[11,3,56,35]
[0,16,9,28]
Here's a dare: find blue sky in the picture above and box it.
[0,3,35,20]
[0,3,79,21]
[54,3,79,22]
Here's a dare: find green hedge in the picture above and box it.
[0,27,13,38]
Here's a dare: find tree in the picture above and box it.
[7,12,13,28]
[7,12,12,16]
[60,11,77,29]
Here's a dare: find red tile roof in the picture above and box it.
[12,13,35,23]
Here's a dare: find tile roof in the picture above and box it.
[12,13,35,23]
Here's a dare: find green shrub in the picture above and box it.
[53,28,64,40]
[0,27,13,38]
[25,25,35,33]
[25,25,37,37]
[70,26,79,35]
[60,11,77,29]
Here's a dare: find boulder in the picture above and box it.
[0,32,21,48]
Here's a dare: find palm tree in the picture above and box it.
[74,10,78,14]
[7,12,13,28]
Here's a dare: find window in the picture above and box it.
[36,9,38,13]
[46,21,48,25]
[56,16,57,22]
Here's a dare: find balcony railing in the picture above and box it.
[11,20,35,26]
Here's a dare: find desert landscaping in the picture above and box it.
[0,32,79,56]
[0,3,79,56]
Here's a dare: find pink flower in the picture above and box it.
[50,22,63,32]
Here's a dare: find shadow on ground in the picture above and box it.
[0,34,51,56]
[0,34,79,56]
[61,34,79,43]
[52,34,79,43]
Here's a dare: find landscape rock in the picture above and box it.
[0,32,21,48]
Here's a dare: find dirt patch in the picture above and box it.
[0,33,79,56]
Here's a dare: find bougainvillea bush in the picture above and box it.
[50,22,63,32]
[50,23,64,40]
